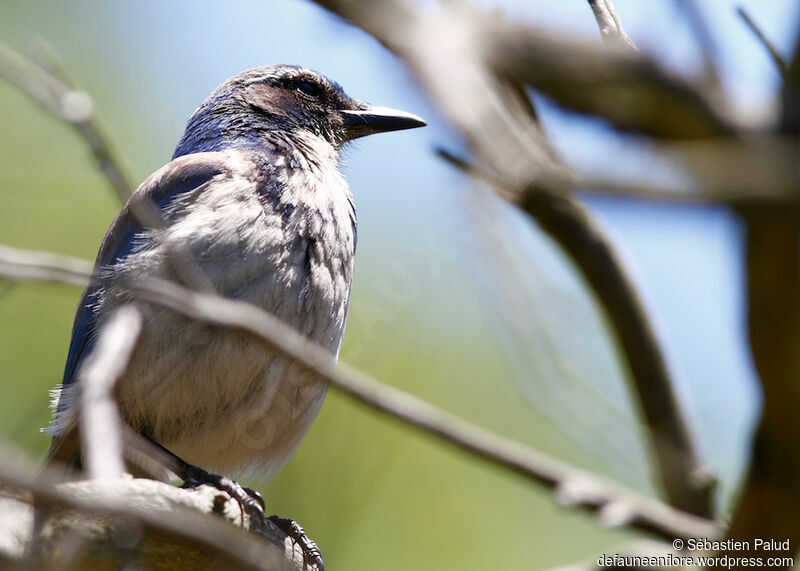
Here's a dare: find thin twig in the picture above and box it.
[435,149,510,194]
[736,6,789,78]
[0,40,133,202]
[79,305,142,480]
[0,244,92,287]
[132,277,721,541]
[439,143,800,206]
[438,147,703,204]
[587,0,637,50]
[669,0,723,86]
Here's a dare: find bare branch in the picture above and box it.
[669,0,723,86]
[132,277,721,541]
[0,40,133,202]
[779,24,800,133]
[315,0,716,517]
[440,142,800,206]
[720,31,800,561]
[78,305,142,480]
[719,208,800,563]
[587,0,637,50]
[0,243,92,287]
[486,19,739,140]
[0,444,298,570]
[737,6,789,78]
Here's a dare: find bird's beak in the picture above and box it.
[340,105,426,140]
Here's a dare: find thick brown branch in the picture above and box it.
[721,30,800,566]
[0,244,92,287]
[439,143,800,206]
[721,208,800,566]
[486,19,738,140]
[517,186,715,515]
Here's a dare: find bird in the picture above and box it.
[44,64,425,564]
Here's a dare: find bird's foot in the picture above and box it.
[179,466,323,569]
[268,515,325,571]
[180,465,266,529]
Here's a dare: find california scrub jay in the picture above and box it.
[45,64,424,564]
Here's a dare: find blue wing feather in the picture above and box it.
[59,153,230,393]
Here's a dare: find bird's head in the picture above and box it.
[173,64,425,159]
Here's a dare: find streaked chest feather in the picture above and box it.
[110,155,356,350]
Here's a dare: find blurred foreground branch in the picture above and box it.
[719,35,800,564]
[313,0,714,517]
[0,246,720,541]
[133,276,721,541]
[440,142,799,206]
[669,0,723,87]
[0,40,133,202]
[78,305,142,480]
[0,243,92,287]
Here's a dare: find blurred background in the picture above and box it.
[0,0,797,568]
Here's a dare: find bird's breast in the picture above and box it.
[154,159,357,352]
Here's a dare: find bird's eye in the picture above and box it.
[296,81,321,98]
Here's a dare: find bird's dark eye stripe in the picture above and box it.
[296,80,321,97]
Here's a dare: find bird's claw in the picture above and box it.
[268,515,325,571]
[181,466,267,529]
[242,486,266,512]
[179,467,323,568]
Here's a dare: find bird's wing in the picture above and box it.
[60,152,230,395]
[46,152,234,470]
